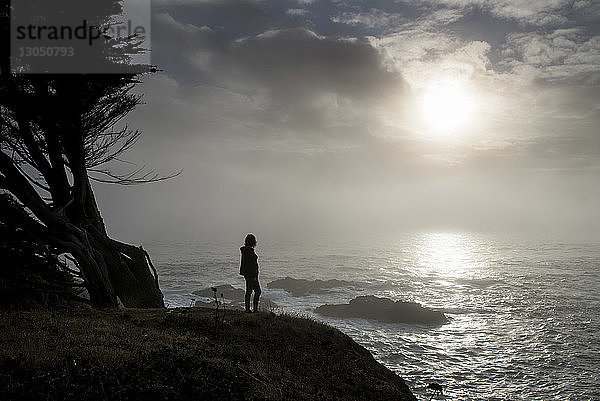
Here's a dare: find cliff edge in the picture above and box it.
[0,307,416,400]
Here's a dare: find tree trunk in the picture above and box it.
[0,144,165,309]
[59,79,164,308]
[45,220,164,308]
[90,231,164,308]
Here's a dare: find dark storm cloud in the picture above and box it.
[154,0,282,37]
[152,11,402,95]
[211,29,399,99]
[149,6,405,145]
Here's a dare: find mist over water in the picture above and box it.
[146,232,600,400]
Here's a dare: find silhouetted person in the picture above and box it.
[239,233,261,313]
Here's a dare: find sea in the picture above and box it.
[144,232,600,400]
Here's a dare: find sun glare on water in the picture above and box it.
[421,80,474,132]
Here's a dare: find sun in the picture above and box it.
[421,80,474,132]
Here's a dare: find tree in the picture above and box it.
[0,0,173,308]
[0,193,87,308]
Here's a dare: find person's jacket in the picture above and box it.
[239,245,259,277]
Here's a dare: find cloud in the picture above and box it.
[331,9,408,32]
[372,30,491,87]
[502,29,600,83]
[81,0,600,243]
[210,28,402,101]
[148,0,600,171]
[152,8,402,93]
[286,8,309,16]
[410,0,570,26]
[150,7,408,145]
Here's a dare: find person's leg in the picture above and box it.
[244,277,252,312]
[252,278,261,312]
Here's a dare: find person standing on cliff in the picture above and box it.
[239,233,261,313]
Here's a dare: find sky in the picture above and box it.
[94,0,600,243]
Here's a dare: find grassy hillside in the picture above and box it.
[0,306,416,400]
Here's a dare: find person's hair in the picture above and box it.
[244,233,257,247]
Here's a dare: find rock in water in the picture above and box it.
[267,277,356,296]
[193,284,246,301]
[315,295,448,325]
